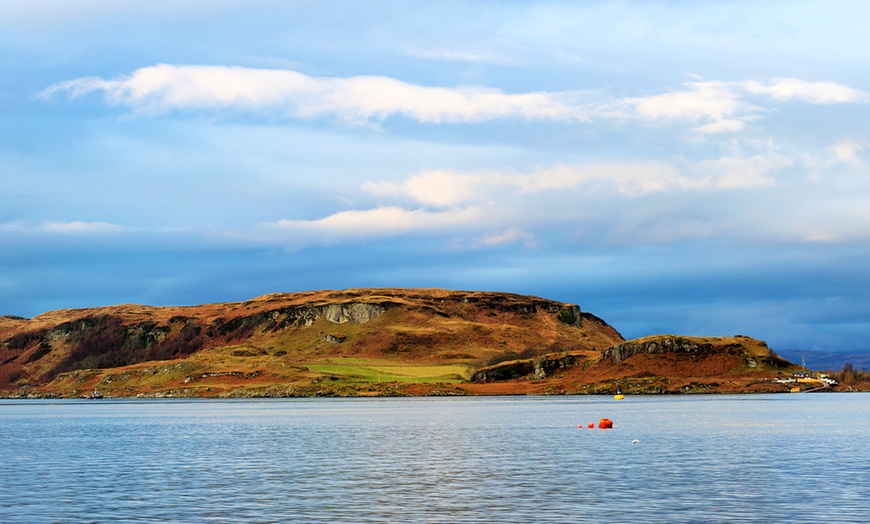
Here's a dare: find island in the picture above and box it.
[1,289,866,398]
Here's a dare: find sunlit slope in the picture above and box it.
[0,288,624,397]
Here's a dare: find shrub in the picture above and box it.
[558,309,577,325]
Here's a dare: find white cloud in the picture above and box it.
[615,218,716,244]
[743,78,868,104]
[696,119,746,134]
[254,208,543,251]
[367,157,787,208]
[244,154,794,249]
[42,65,321,114]
[829,140,864,167]
[512,162,696,196]
[298,155,789,245]
[0,221,26,232]
[601,77,867,133]
[0,221,128,235]
[447,227,539,251]
[480,228,538,249]
[787,196,870,243]
[43,65,867,135]
[364,170,482,207]
[690,155,791,189]
[613,80,758,128]
[42,64,588,124]
[268,206,483,236]
[40,221,127,234]
[405,48,517,65]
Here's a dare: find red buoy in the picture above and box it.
[588,422,594,429]
[598,418,613,429]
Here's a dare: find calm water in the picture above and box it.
[1,394,868,523]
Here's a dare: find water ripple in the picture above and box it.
[1,395,868,522]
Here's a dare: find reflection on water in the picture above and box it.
[1,395,868,523]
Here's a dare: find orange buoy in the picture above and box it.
[598,418,613,429]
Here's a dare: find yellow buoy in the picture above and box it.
[614,394,625,400]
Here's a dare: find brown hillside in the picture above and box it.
[586,334,796,393]
[3,290,826,397]
[465,334,803,395]
[0,288,624,398]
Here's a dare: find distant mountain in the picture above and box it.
[1,288,844,398]
[777,350,870,372]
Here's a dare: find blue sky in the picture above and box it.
[2,1,869,354]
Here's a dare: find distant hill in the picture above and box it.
[0,288,844,398]
[777,350,870,372]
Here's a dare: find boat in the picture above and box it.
[84,390,104,399]
[614,386,624,400]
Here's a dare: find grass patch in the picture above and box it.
[307,357,472,384]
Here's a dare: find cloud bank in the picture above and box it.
[42,65,867,132]
[41,64,588,124]
[609,78,868,133]
[253,154,794,247]
[364,155,789,207]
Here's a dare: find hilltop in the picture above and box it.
[0,288,823,398]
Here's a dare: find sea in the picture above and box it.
[1,394,868,523]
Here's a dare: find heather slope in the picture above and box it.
[464,334,803,395]
[1,289,624,397]
[3,289,832,398]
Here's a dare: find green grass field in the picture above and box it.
[307,358,472,384]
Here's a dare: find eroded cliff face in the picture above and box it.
[601,336,713,364]
[470,353,586,382]
[211,302,386,336]
[599,335,790,369]
[321,303,385,324]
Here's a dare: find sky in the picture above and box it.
[2,1,869,355]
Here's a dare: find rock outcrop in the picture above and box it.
[601,335,713,364]
[470,353,585,382]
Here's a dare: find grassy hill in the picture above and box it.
[0,289,617,397]
[1,288,833,397]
